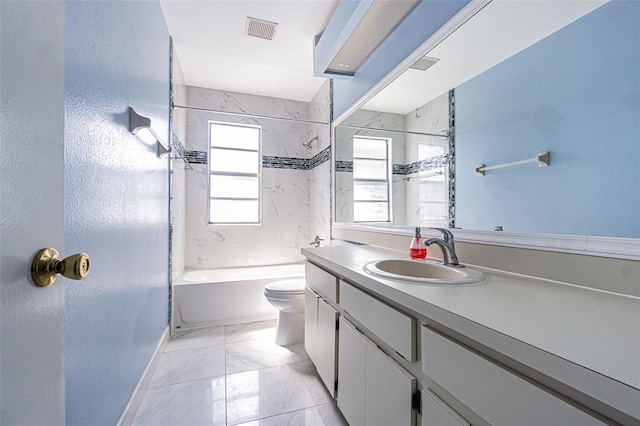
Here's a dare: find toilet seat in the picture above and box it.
[264,278,305,296]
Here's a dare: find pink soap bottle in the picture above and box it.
[409,227,427,259]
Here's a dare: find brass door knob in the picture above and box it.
[31,248,91,287]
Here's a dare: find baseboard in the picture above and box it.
[117,326,170,426]
[175,313,278,331]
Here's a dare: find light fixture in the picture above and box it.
[321,0,421,76]
[128,107,171,158]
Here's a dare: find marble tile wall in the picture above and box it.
[183,86,330,269]
[309,81,331,242]
[170,53,188,284]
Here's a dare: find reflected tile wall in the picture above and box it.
[308,81,331,241]
[184,86,330,268]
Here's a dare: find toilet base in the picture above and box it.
[274,311,304,346]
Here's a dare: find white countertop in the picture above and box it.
[302,244,640,418]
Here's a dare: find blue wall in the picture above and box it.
[455,1,639,238]
[64,1,170,424]
[330,0,470,120]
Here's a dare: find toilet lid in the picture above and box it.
[265,278,306,294]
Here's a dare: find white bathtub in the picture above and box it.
[173,263,305,330]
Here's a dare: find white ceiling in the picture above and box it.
[363,0,609,115]
[160,0,340,102]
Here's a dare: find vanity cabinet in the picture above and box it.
[421,389,470,426]
[421,327,605,426]
[305,262,339,397]
[338,317,416,426]
[316,298,338,397]
[304,287,319,363]
[340,280,416,362]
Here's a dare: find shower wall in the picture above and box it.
[309,80,332,243]
[171,49,187,283]
[183,83,331,269]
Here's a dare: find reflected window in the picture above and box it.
[353,136,391,222]
[209,122,261,225]
[418,143,448,226]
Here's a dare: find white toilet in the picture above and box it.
[264,278,306,346]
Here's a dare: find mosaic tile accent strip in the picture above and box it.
[185,150,207,164]
[171,131,187,160]
[337,154,448,175]
[185,146,332,170]
[335,161,353,173]
[448,88,456,228]
[309,146,331,169]
[262,156,310,170]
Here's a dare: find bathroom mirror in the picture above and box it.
[333,1,639,244]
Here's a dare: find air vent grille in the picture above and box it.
[246,17,278,41]
[410,56,440,71]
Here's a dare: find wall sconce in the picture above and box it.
[128,107,171,158]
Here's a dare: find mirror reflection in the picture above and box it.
[334,1,639,238]
[335,92,452,226]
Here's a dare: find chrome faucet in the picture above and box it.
[310,235,324,248]
[424,228,463,267]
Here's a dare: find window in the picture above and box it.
[417,143,448,226]
[208,122,261,224]
[353,136,391,222]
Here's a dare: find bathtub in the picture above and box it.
[173,263,305,330]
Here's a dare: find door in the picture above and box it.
[337,317,367,426]
[0,1,67,424]
[304,287,319,364]
[366,342,416,426]
[316,297,338,397]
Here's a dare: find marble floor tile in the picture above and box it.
[287,343,310,363]
[225,361,330,425]
[225,339,297,375]
[132,377,226,426]
[235,402,348,426]
[165,326,226,352]
[225,320,277,344]
[150,344,226,388]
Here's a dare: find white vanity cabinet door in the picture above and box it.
[304,287,319,365]
[306,261,338,303]
[316,297,338,397]
[365,341,416,426]
[421,327,605,426]
[421,389,470,426]
[337,317,367,426]
[340,281,416,361]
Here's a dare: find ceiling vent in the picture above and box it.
[246,17,278,41]
[410,56,440,71]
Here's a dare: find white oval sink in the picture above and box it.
[363,259,485,285]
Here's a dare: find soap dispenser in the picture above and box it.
[409,227,427,259]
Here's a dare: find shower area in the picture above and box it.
[168,44,332,331]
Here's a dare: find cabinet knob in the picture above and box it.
[31,248,91,287]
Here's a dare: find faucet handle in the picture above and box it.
[310,236,324,247]
[429,227,454,243]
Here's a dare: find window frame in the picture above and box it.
[207,121,262,226]
[352,135,392,223]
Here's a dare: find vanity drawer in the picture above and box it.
[340,280,416,362]
[305,261,338,303]
[421,327,605,426]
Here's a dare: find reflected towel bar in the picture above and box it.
[475,151,549,176]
